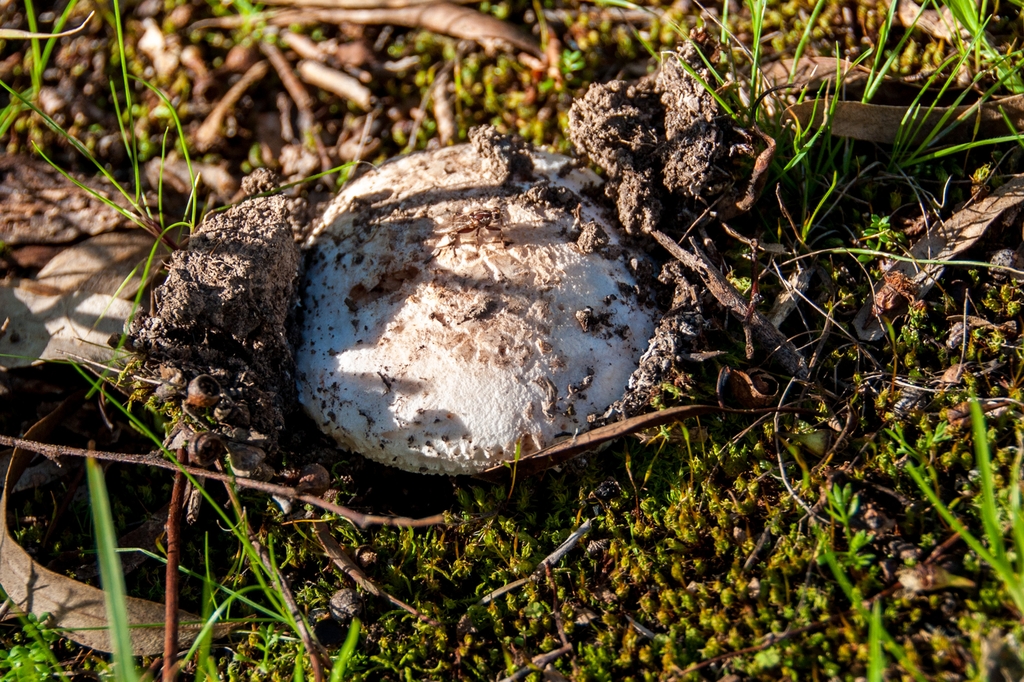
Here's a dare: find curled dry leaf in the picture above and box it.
[0,285,134,369]
[33,231,165,300]
[853,174,1024,340]
[267,3,541,57]
[0,395,216,654]
[787,94,1024,145]
[0,156,128,245]
[722,367,779,408]
[896,0,964,42]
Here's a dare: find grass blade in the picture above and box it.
[86,458,140,682]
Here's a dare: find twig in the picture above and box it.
[475,405,813,481]
[650,230,809,379]
[316,525,440,626]
[496,644,573,682]
[671,617,837,676]
[193,60,269,152]
[260,41,333,179]
[0,435,446,529]
[215,462,326,682]
[162,449,188,682]
[478,519,592,605]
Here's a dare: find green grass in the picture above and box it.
[87,458,141,682]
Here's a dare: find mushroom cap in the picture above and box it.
[297,142,658,474]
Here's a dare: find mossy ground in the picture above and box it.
[3,0,1024,680]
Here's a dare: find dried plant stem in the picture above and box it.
[215,461,326,682]
[0,435,446,529]
[162,449,188,682]
[260,41,332,177]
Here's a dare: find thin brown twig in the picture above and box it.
[496,644,573,682]
[215,462,326,682]
[0,434,446,529]
[316,524,440,626]
[260,41,333,180]
[162,448,188,682]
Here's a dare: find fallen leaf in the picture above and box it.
[853,175,1024,340]
[896,0,963,41]
[897,564,976,593]
[0,156,129,245]
[723,367,778,408]
[33,231,165,300]
[0,285,135,369]
[762,56,870,92]
[0,395,209,654]
[787,93,1024,145]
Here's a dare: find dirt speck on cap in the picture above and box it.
[127,170,301,449]
[568,42,727,235]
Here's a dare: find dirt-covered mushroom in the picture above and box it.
[296,128,661,475]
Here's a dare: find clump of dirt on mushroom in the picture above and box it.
[568,40,734,236]
[126,169,303,454]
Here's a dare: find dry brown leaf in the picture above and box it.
[787,94,1024,145]
[896,0,963,41]
[0,285,135,369]
[0,395,210,654]
[854,174,1024,340]
[762,57,870,92]
[723,367,779,408]
[0,156,129,246]
[33,231,165,300]
[267,3,541,57]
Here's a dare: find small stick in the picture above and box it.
[215,462,326,682]
[193,60,269,152]
[496,644,573,682]
[651,231,809,378]
[162,448,188,682]
[261,41,333,179]
[477,519,592,605]
[0,435,446,529]
[316,525,440,626]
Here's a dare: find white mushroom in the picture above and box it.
[296,131,659,474]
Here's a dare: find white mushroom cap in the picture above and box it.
[297,140,658,474]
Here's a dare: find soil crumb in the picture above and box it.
[604,262,710,419]
[127,169,301,451]
[568,42,728,235]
